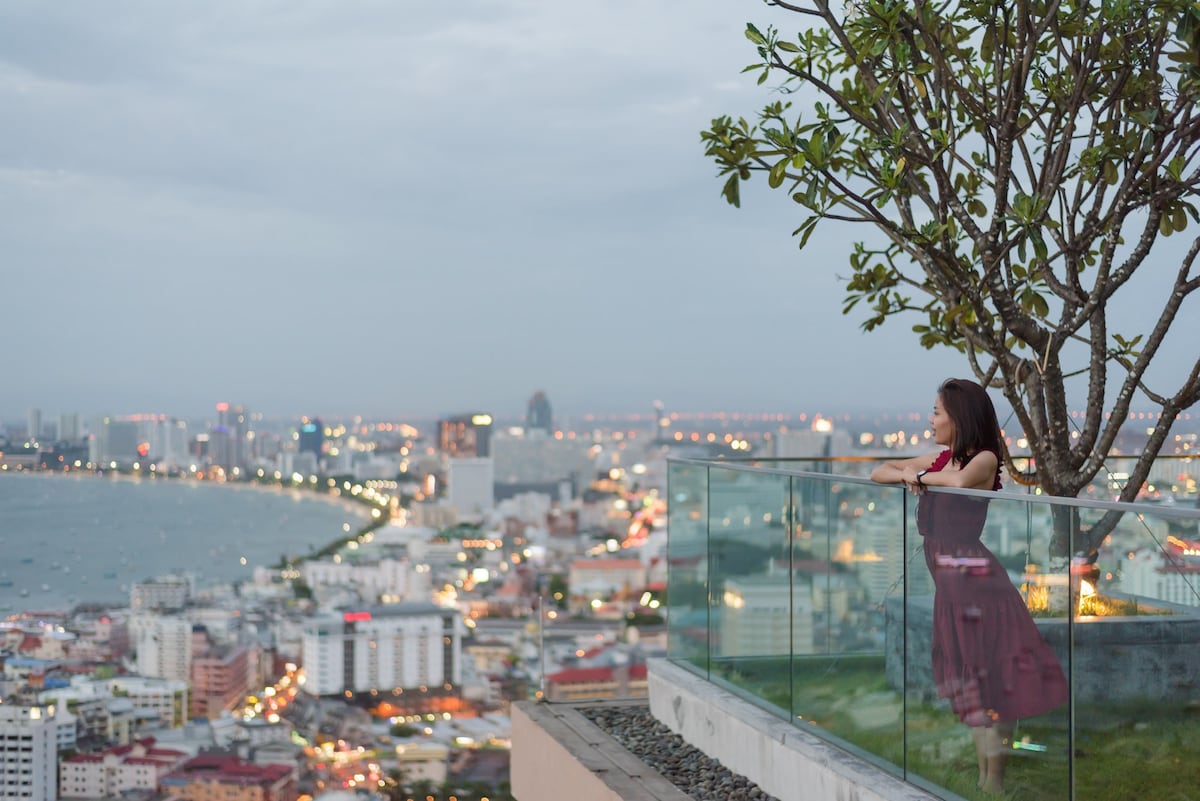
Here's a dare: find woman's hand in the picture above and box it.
[900,466,926,495]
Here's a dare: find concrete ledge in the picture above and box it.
[511,700,692,801]
[648,659,939,801]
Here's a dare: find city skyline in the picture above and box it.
[2,2,1195,422]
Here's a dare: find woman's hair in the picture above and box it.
[938,378,1002,466]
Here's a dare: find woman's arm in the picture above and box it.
[870,453,940,485]
[915,450,998,491]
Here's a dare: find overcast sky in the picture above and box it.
[1,2,1193,425]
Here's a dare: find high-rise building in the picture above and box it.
[526,391,553,433]
[298,417,324,460]
[89,417,140,468]
[213,403,251,476]
[57,413,81,444]
[300,604,464,696]
[131,615,193,682]
[438,413,493,458]
[0,702,60,801]
[653,400,671,442]
[448,457,495,517]
[26,408,42,442]
[190,641,253,719]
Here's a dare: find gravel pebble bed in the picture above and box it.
[580,704,781,801]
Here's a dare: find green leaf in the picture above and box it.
[721,173,741,208]
[745,24,766,46]
[1167,155,1186,181]
[1172,205,1188,232]
[768,159,788,188]
[776,41,801,53]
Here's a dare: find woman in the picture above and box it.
[870,378,1067,795]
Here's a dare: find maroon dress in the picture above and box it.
[917,450,1068,725]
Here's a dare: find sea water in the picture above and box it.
[0,472,366,611]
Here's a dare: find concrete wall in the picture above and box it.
[648,659,937,801]
[885,595,1200,704]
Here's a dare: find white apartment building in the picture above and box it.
[41,677,188,731]
[567,559,648,615]
[281,450,319,478]
[406,501,459,529]
[301,557,426,602]
[131,575,192,612]
[1118,546,1200,607]
[770,424,854,460]
[841,515,913,604]
[59,738,187,799]
[491,430,594,491]
[300,603,464,696]
[495,491,552,524]
[394,742,450,785]
[719,576,815,658]
[0,703,60,801]
[40,682,136,744]
[131,614,193,681]
[448,457,495,518]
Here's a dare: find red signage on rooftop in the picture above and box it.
[343,611,372,622]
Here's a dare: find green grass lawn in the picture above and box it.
[699,655,1200,801]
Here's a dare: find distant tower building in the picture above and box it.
[654,400,670,442]
[448,457,495,518]
[526,391,553,433]
[58,413,81,444]
[227,404,249,474]
[89,417,140,467]
[27,408,42,442]
[438,413,493,458]
[299,417,324,460]
[212,403,251,476]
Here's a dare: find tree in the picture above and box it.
[704,0,1200,557]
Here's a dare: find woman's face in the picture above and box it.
[930,395,955,448]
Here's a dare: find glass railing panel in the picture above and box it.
[902,489,1070,801]
[705,464,793,713]
[667,457,1200,801]
[790,474,907,777]
[666,461,711,674]
[1070,499,1200,801]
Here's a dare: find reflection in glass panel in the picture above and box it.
[706,466,793,712]
[1070,500,1200,801]
[790,476,906,776]
[666,462,710,673]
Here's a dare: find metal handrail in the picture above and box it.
[667,456,1200,521]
